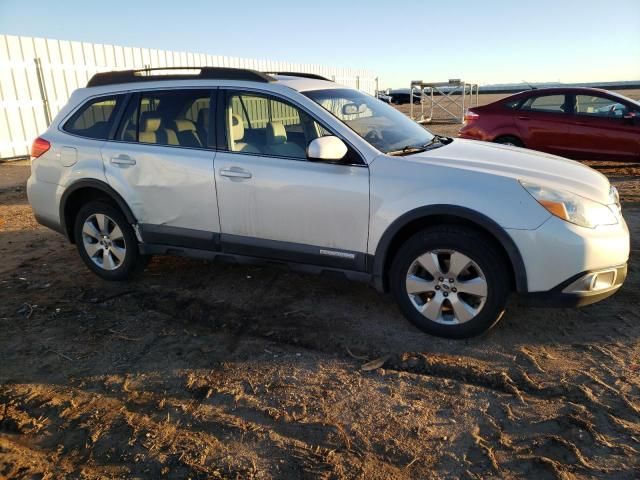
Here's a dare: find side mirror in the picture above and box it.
[307,136,348,162]
[623,111,637,122]
[341,103,368,116]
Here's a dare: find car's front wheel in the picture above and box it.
[494,135,523,147]
[74,201,147,280]
[390,226,510,338]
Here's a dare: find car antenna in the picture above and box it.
[522,80,537,90]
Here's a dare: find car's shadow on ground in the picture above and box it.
[6,241,636,377]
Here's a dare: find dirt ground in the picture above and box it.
[1,94,640,479]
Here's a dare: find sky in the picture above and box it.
[1,0,639,88]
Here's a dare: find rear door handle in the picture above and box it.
[110,154,136,166]
[220,167,252,179]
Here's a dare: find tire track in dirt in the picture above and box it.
[381,351,639,478]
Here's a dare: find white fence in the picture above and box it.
[0,34,378,160]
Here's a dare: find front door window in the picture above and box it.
[574,95,629,119]
[225,93,325,159]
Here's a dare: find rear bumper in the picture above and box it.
[518,263,627,307]
[27,175,65,236]
[457,126,490,141]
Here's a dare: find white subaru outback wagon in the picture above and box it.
[27,68,630,338]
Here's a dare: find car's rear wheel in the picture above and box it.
[494,135,523,147]
[74,201,147,280]
[390,226,510,338]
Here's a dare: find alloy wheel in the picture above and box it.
[405,249,488,324]
[81,213,126,271]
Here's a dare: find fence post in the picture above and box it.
[34,57,52,126]
[356,75,360,90]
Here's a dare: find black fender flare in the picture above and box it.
[59,179,137,240]
[371,205,528,293]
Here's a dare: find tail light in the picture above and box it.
[464,110,479,122]
[30,137,50,159]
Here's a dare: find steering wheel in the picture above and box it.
[364,128,383,145]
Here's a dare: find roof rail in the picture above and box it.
[265,71,332,81]
[86,67,275,87]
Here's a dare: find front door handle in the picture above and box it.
[517,116,531,121]
[110,154,136,166]
[220,167,252,179]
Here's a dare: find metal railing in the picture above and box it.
[409,79,479,124]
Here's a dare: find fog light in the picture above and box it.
[562,269,617,294]
[592,271,616,291]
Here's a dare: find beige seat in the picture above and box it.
[174,119,202,147]
[228,112,260,153]
[139,113,179,146]
[196,108,209,146]
[264,121,305,158]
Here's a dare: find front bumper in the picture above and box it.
[507,214,630,293]
[519,263,627,307]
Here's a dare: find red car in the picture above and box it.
[458,87,640,161]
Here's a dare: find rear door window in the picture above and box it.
[116,89,214,148]
[64,95,125,139]
[520,95,568,114]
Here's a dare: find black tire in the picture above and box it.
[389,225,510,338]
[73,201,147,281]
[494,135,523,147]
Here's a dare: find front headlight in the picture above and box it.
[519,181,618,228]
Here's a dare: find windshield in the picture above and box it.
[303,88,435,154]
[607,90,640,110]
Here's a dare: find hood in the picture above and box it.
[410,139,612,204]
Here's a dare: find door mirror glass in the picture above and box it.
[306,136,348,162]
[623,111,637,121]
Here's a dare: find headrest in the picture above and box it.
[197,108,210,127]
[230,113,244,141]
[266,122,287,145]
[140,112,161,132]
[174,119,197,132]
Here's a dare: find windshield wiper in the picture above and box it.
[387,145,428,156]
[387,136,446,156]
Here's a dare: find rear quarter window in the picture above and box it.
[63,95,124,139]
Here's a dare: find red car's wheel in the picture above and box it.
[494,135,523,147]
